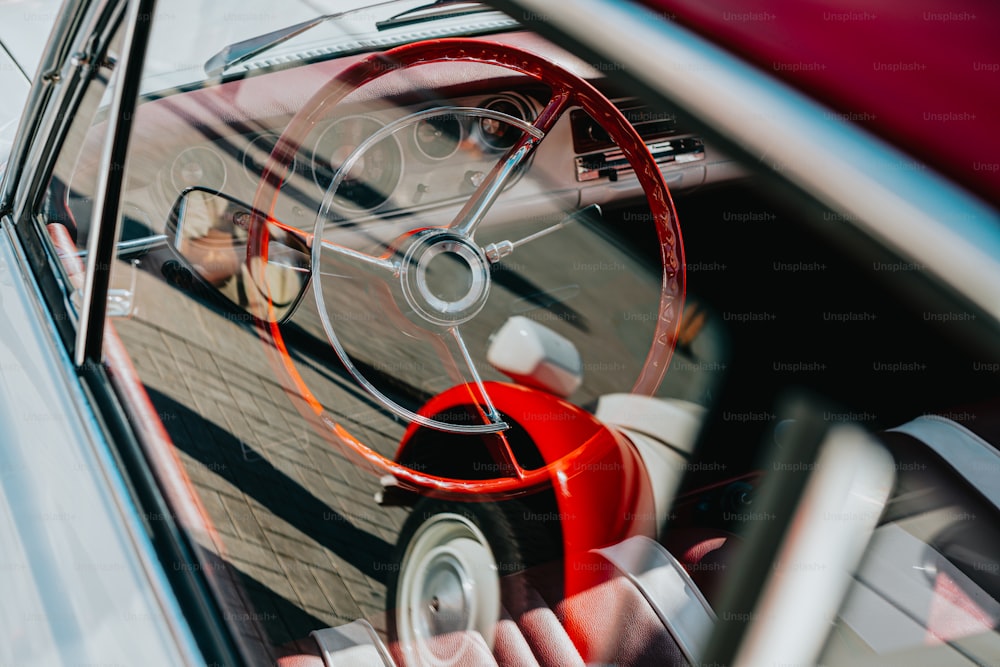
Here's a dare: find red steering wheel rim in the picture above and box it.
[249,38,685,499]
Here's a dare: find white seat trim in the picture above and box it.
[595,535,716,665]
[889,415,1000,512]
[595,394,705,454]
[595,395,706,534]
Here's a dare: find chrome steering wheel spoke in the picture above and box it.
[314,237,400,276]
[449,91,571,240]
[448,326,507,429]
[482,204,602,264]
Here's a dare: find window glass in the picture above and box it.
[112,4,721,660]
[54,2,1000,664]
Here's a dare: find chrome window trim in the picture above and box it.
[507,0,1000,324]
[75,0,155,365]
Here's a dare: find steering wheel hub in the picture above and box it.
[400,230,491,327]
[419,551,472,635]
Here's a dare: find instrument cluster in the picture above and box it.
[304,93,538,217]
[153,91,541,227]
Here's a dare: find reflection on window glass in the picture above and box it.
[105,4,721,661]
[38,1,998,665]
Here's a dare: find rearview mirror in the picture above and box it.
[166,187,310,323]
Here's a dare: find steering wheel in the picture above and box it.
[249,38,684,497]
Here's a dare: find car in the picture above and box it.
[0,0,998,665]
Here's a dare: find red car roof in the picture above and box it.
[639,0,1000,207]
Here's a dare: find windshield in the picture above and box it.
[142,0,513,92]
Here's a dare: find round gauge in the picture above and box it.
[477,97,530,151]
[413,113,462,160]
[170,146,227,194]
[312,116,403,212]
[243,133,296,183]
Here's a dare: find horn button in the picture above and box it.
[400,231,491,327]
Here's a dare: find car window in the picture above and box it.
[27,1,1000,665]
[97,3,724,660]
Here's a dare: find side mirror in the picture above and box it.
[166,187,310,323]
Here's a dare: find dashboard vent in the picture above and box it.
[575,137,705,182]
[572,98,704,182]
[570,98,682,154]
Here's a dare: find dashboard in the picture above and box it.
[65,32,742,248]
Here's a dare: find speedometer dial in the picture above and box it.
[413,113,462,160]
[312,117,403,211]
[170,146,227,194]
[243,133,297,184]
[476,97,529,151]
